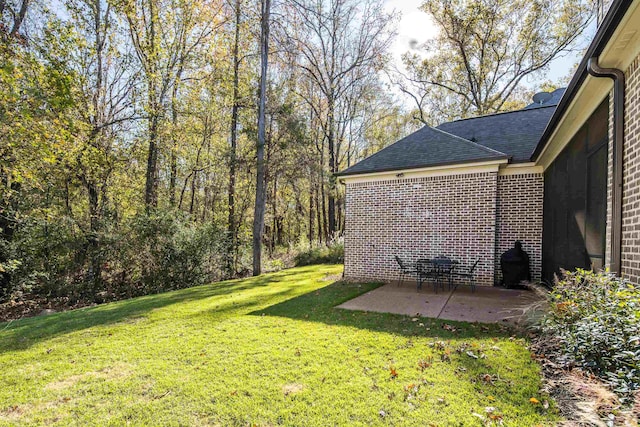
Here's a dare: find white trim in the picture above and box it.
[498,163,543,176]
[340,159,507,184]
[536,81,611,170]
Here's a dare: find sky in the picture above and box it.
[382,0,595,108]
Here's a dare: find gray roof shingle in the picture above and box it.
[337,126,507,176]
[338,89,564,176]
[436,105,557,162]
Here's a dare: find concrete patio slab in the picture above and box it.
[439,285,544,324]
[337,282,546,324]
[337,283,453,318]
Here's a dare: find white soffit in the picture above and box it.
[537,1,640,170]
[498,163,543,176]
[340,160,507,184]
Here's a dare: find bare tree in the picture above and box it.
[252,0,270,276]
[226,0,241,276]
[62,0,138,285]
[122,0,218,210]
[400,0,593,123]
[286,0,395,237]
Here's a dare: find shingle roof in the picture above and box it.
[436,104,558,162]
[337,89,564,176]
[337,126,507,176]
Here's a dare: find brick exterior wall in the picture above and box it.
[495,174,544,284]
[620,53,640,283]
[344,171,543,286]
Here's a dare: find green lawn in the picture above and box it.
[0,265,556,426]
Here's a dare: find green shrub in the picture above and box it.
[294,239,344,266]
[111,212,226,295]
[3,210,227,304]
[541,269,640,399]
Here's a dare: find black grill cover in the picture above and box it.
[500,242,531,288]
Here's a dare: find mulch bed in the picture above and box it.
[530,335,640,426]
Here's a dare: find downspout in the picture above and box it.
[587,57,624,275]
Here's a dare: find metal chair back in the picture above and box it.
[394,255,405,270]
[469,258,480,273]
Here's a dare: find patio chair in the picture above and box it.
[416,259,439,292]
[394,256,417,287]
[452,258,479,292]
[431,255,456,291]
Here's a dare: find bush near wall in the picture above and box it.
[541,269,640,399]
[294,239,344,266]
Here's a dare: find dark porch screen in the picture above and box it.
[542,99,609,283]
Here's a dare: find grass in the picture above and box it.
[0,264,557,426]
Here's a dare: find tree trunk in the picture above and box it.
[319,137,327,243]
[189,170,197,214]
[327,98,336,237]
[308,185,314,247]
[226,0,241,276]
[10,0,29,36]
[271,175,277,253]
[143,0,159,211]
[145,113,159,210]
[86,179,101,286]
[252,0,270,276]
[169,73,181,207]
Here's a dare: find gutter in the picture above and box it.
[530,0,632,161]
[335,157,509,178]
[587,57,625,275]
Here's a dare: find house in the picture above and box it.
[337,0,640,287]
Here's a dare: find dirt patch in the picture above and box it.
[282,383,305,396]
[119,316,146,325]
[321,274,342,282]
[45,374,87,391]
[0,405,25,422]
[45,363,133,391]
[0,399,68,423]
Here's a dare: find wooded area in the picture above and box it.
[0,0,592,312]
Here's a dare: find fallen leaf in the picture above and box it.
[529,397,540,404]
[488,413,503,421]
[418,358,432,371]
[389,366,398,379]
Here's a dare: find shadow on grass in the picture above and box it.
[0,265,325,354]
[251,280,547,417]
[252,280,514,340]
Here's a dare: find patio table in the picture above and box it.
[416,257,459,292]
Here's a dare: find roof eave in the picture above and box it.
[530,0,633,162]
[335,156,509,178]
